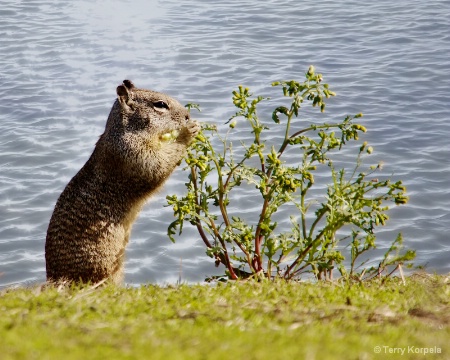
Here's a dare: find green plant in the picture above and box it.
[166,66,415,281]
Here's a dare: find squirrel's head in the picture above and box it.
[109,80,190,135]
[99,80,195,181]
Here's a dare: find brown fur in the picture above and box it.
[45,81,200,284]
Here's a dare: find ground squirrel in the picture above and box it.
[45,80,200,284]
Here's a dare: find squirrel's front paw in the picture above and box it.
[176,121,201,145]
[186,120,201,138]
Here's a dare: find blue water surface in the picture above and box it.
[0,0,449,287]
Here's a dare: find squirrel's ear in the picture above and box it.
[117,83,134,111]
[123,80,135,89]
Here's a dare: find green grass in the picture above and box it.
[1,274,448,360]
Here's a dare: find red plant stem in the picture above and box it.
[253,197,270,272]
[190,167,213,249]
[285,224,333,278]
[196,221,212,248]
[209,219,238,279]
[381,264,399,284]
[284,242,315,279]
[191,167,235,277]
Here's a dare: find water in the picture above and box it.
[1,0,449,287]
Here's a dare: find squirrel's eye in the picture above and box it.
[153,100,169,110]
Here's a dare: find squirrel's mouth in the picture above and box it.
[159,129,180,143]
